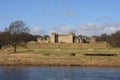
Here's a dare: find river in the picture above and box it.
[0,67,120,80]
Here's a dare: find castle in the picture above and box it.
[37,32,96,44]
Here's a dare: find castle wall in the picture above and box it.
[52,32,74,43]
[58,35,73,43]
[51,33,56,43]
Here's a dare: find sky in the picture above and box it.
[0,0,120,36]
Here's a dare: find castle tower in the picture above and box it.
[51,32,56,43]
[69,32,75,43]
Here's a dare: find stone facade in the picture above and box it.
[51,32,75,43]
[37,32,96,43]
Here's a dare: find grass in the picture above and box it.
[0,43,120,67]
[1,45,120,56]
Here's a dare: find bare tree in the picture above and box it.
[109,31,120,47]
[0,31,10,48]
[8,20,30,53]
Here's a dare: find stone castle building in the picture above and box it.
[51,32,75,43]
[37,32,96,43]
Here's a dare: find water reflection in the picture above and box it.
[0,67,120,80]
[0,67,26,80]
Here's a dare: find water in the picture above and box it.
[0,67,120,80]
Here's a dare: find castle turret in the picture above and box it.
[69,32,75,43]
[51,32,56,43]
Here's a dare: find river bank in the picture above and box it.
[0,53,120,67]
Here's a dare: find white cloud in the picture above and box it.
[31,27,41,35]
[31,27,49,35]
[76,22,120,36]
[103,27,116,34]
[51,25,75,34]
[102,22,120,34]
[59,26,71,32]
[76,23,103,36]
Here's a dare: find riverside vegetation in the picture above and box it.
[0,43,120,67]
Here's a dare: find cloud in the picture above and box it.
[77,22,120,36]
[31,27,49,35]
[76,23,101,36]
[50,25,76,34]
[102,22,120,34]
[103,27,116,34]
[31,27,41,35]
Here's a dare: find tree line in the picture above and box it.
[96,31,120,47]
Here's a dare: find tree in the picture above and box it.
[0,31,10,48]
[100,33,108,41]
[109,31,120,47]
[7,20,30,53]
[42,35,50,40]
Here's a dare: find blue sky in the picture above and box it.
[0,0,120,36]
